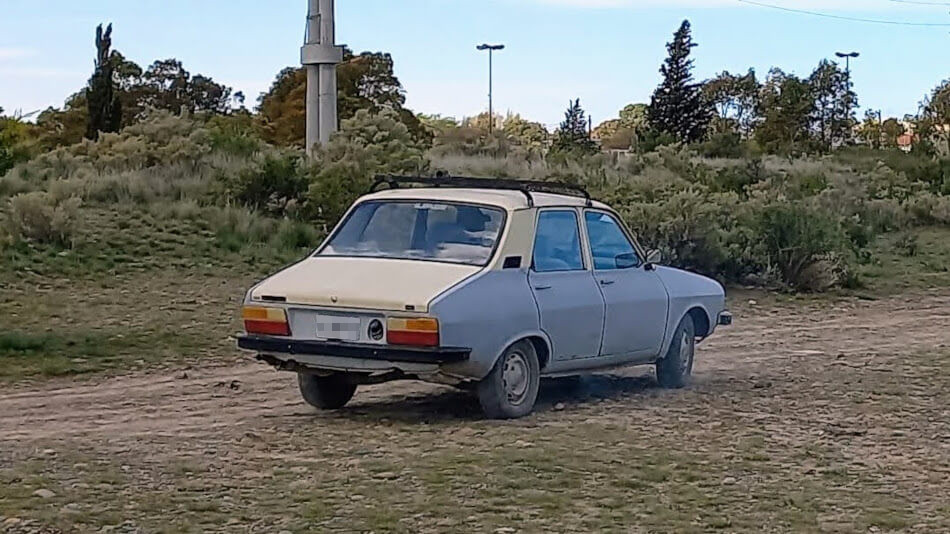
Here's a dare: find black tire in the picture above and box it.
[298,373,357,410]
[656,315,696,389]
[477,340,540,419]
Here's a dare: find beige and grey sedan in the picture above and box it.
[238,176,731,419]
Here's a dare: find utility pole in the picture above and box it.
[476,44,504,135]
[303,0,344,154]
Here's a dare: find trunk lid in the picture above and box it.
[250,256,480,312]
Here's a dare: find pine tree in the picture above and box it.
[647,20,711,143]
[552,99,596,155]
[86,24,122,140]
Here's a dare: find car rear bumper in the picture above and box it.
[237,335,471,364]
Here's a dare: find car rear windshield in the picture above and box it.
[319,201,506,266]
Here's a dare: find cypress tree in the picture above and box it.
[647,20,711,143]
[86,24,122,140]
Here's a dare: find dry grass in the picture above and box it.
[2,293,949,533]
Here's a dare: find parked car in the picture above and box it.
[237,176,731,419]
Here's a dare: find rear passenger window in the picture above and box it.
[533,211,584,272]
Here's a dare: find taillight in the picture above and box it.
[387,317,439,347]
[243,306,291,336]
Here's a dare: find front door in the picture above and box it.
[529,210,605,361]
[584,211,669,358]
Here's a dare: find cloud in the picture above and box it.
[0,47,36,61]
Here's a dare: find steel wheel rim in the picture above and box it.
[679,334,693,375]
[502,350,530,405]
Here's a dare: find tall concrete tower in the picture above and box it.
[302,0,343,153]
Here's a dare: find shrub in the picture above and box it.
[304,109,429,228]
[217,149,307,216]
[744,201,853,291]
[4,192,82,247]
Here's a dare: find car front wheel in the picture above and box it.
[477,340,540,419]
[298,372,357,410]
[656,315,695,389]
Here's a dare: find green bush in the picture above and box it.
[304,109,428,228]
[217,149,307,216]
[744,201,853,291]
[4,191,82,247]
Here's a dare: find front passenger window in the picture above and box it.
[533,211,584,272]
[585,212,640,270]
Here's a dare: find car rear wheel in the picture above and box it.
[298,372,357,410]
[477,340,540,419]
[656,315,695,389]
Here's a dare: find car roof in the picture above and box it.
[360,187,613,212]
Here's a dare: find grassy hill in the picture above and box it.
[1,111,949,381]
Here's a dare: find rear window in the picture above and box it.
[319,201,506,266]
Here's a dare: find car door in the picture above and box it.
[584,210,669,358]
[528,209,605,361]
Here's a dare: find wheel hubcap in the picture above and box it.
[502,351,530,405]
[679,334,693,374]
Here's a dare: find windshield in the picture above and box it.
[319,201,506,266]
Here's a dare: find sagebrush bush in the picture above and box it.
[215,149,306,216]
[4,191,82,247]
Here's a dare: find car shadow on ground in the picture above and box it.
[333,373,660,424]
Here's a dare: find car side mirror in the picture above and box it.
[615,252,639,270]
[645,249,662,269]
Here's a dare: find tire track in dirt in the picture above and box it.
[1,291,948,443]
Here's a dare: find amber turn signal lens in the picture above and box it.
[243,306,291,337]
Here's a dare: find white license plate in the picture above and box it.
[314,315,362,341]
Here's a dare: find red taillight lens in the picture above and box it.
[387,317,439,347]
[243,306,291,337]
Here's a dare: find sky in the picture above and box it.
[1,0,948,129]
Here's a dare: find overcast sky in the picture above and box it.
[1,0,948,128]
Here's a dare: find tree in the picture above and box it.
[86,24,122,140]
[703,69,759,136]
[0,108,37,175]
[138,59,240,115]
[647,20,712,143]
[619,103,649,131]
[755,68,815,154]
[923,79,950,154]
[858,110,884,149]
[808,59,857,151]
[257,48,428,148]
[551,99,596,155]
[503,114,550,156]
[418,114,459,137]
[882,118,905,148]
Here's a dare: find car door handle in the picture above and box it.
[534,285,552,291]
[599,280,616,286]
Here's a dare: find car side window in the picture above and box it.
[533,210,585,273]
[585,211,640,270]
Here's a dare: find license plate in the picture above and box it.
[314,315,361,341]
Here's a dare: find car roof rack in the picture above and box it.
[370,174,592,208]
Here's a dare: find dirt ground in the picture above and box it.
[1,291,949,533]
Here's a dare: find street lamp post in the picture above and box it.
[835,51,860,77]
[835,51,860,144]
[476,44,505,135]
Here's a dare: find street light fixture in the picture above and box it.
[477,43,505,135]
[835,51,860,76]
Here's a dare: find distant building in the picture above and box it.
[897,133,915,153]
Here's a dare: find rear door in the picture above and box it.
[584,210,668,358]
[528,209,605,361]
